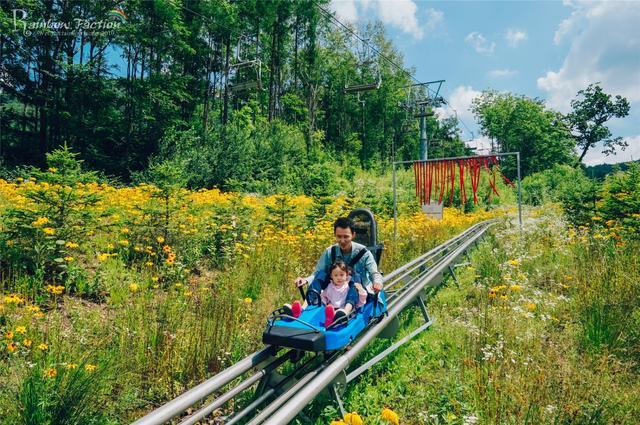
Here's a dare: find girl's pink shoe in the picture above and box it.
[292,300,302,318]
[324,305,335,327]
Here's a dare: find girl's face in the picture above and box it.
[331,268,349,287]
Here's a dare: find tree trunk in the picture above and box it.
[222,35,231,125]
[268,19,278,122]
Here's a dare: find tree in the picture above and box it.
[566,83,630,162]
[471,91,576,177]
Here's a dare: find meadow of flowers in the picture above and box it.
[0,150,502,423]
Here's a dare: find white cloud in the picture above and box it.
[505,28,528,47]
[435,85,482,138]
[489,69,518,78]
[375,0,423,39]
[330,0,426,39]
[447,85,482,122]
[465,32,495,54]
[330,0,358,22]
[465,135,494,155]
[581,135,640,165]
[537,1,640,112]
[425,8,444,32]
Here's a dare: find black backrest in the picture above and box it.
[347,208,384,266]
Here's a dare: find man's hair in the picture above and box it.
[333,217,355,233]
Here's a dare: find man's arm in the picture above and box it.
[363,250,383,289]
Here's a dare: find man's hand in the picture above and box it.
[295,277,308,287]
[373,282,383,293]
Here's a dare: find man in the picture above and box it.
[295,216,383,297]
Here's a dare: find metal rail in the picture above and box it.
[132,219,496,425]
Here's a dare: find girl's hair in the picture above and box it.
[329,260,351,275]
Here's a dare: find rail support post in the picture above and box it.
[448,265,460,288]
[329,384,346,417]
[415,294,431,323]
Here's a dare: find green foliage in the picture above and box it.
[471,91,577,177]
[598,163,640,237]
[573,237,640,354]
[18,360,112,425]
[265,195,296,228]
[1,147,104,288]
[566,83,631,162]
[521,164,593,205]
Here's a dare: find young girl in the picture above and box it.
[284,261,367,327]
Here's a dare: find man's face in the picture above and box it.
[334,226,354,250]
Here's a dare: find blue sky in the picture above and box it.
[330,0,640,165]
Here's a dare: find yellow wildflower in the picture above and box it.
[65,363,78,370]
[128,283,140,293]
[330,421,346,425]
[46,285,65,295]
[244,297,253,304]
[45,368,57,378]
[42,227,56,235]
[151,276,159,282]
[591,216,602,221]
[510,285,522,292]
[7,342,17,352]
[162,245,172,253]
[64,256,74,262]
[26,305,40,313]
[85,364,97,372]
[145,261,154,267]
[508,259,520,266]
[34,312,45,319]
[5,331,14,339]
[65,242,79,249]
[48,167,58,172]
[32,217,50,227]
[15,326,26,335]
[121,227,130,234]
[381,408,400,425]
[156,236,165,244]
[4,294,25,305]
[38,343,48,351]
[500,294,508,300]
[118,239,129,246]
[23,338,32,348]
[344,412,363,425]
[526,302,537,312]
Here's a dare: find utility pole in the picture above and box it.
[400,80,445,161]
[419,105,428,160]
